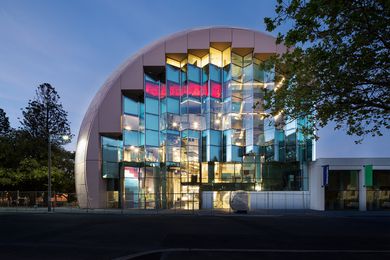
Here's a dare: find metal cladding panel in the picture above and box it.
[121,56,143,90]
[165,33,188,53]
[86,117,100,161]
[254,32,277,53]
[98,79,121,133]
[143,42,165,66]
[188,29,210,49]
[85,160,106,208]
[232,29,255,48]
[210,28,232,42]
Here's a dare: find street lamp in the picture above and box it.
[48,134,69,212]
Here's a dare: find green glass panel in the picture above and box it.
[365,165,373,187]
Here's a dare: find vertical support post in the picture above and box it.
[359,166,367,211]
[48,134,52,212]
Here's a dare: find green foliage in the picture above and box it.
[0,108,11,136]
[264,0,390,141]
[0,85,75,192]
[21,83,72,145]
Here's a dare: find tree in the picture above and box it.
[21,83,72,144]
[263,0,390,141]
[0,108,11,136]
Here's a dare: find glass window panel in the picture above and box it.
[145,97,159,114]
[145,147,159,162]
[232,64,243,82]
[145,130,159,146]
[203,129,222,146]
[210,64,221,82]
[226,145,243,162]
[167,130,180,146]
[123,130,139,146]
[166,64,180,83]
[166,58,181,68]
[166,146,181,162]
[188,64,201,83]
[208,146,221,161]
[146,113,159,130]
[145,80,159,98]
[183,100,201,114]
[123,114,139,131]
[102,161,119,178]
[243,53,252,67]
[167,81,181,98]
[188,54,202,67]
[210,47,222,67]
[222,47,231,67]
[243,64,253,82]
[181,130,201,146]
[160,98,167,114]
[123,96,138,115]
[187,81,202,100]
[232,52,243,66]
[210,81,222,99]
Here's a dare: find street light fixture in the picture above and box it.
[48,134,69,212]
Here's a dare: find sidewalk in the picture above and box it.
[1,206,390,217]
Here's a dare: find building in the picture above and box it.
[75,27,390,211]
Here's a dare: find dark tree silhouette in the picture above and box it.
[20,83,72,145]
[0,108,11,136]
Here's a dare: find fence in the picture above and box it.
[0,191,77,208]
[0,190,312,214]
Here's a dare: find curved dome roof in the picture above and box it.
[75,26,285,208]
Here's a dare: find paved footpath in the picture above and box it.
[1,210,390,259]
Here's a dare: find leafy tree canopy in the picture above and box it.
[263,0,389,141]
[21,83,72,144]
[0,108,11,136]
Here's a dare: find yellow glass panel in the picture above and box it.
[201,54,209,67]
[166,58,181,68]
[188,54,201,67]
[210,47,222,67]
[222,47,231,67]
[180,58,187,68]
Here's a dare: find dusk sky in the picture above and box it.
[0,0,389,157]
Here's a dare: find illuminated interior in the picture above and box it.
[102,45,313,209]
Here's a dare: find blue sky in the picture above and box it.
[0,0,389,157]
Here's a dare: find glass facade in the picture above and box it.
[102,46,314,209]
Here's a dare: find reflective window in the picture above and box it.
[123,96,138,115]
[145,113,159,130]
[166,64,180,83]
[145,97,159,114]
[145,130,159,146]
[124,130,139,146]
[123,114,139,131]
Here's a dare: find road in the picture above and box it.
[1,212,389,259]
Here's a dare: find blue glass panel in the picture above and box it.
[145,113,159,130]
[208,145,221,161]
[166,64,180,83]
[167,97,180,114]
[145,130,159,146]
[123,96,138,115]
[202,65,209,84]
[210,64,221,82]
[160,98,167,114]
[223,64,231,82]
[188,64,201,83]
[186,100,201,114]
[124,130,139,146]
[202,129,221,146]
[145,97,159,114]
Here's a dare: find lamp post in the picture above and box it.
[48,134,69,212]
